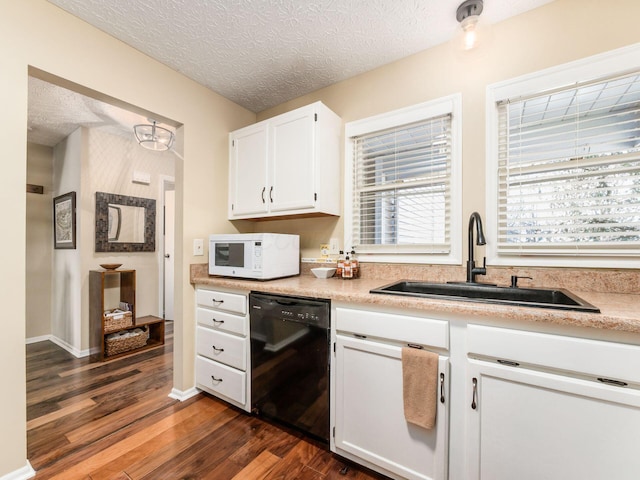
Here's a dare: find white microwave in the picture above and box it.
[209,233,300,280]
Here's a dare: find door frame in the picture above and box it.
[158,175,175,320]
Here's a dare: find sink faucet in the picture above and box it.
[467,212,487,284]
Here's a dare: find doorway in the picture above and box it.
[26,70,181,464]
[26,72,179,351]
[161,178,176,321]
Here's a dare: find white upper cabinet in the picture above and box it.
[228,101,341,220]
[228,122,269,217]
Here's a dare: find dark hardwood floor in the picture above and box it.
[26,322,387,480]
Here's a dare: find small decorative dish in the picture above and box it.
[100,263,122,270]
[311,267,337,279]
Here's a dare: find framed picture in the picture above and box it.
[53,192,77,249]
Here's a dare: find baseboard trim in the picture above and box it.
[0,461,35,480]
[26,335,89,358]
[25,335,51,345]
[169,387,200,402]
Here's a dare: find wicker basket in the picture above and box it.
[105,327,149,357]
[103,310,133,333]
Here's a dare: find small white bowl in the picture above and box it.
[311,267,337,279]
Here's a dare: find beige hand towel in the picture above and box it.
[402,347,439,429]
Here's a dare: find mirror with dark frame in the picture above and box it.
[95,192,155,252]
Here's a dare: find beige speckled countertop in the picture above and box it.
[191,264,640,334]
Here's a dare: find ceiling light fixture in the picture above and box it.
[456,0,484,50]
[133,119,174,151]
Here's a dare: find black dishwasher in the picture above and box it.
[249,292,330,443]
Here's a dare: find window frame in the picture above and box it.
[344,94,462,264]
[486,42,640,268]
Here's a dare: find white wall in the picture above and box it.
[83,128,175,350]
[26,143,53,340]
[48,126,177,354]
[52,128,84,353]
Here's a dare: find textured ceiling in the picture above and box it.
[28,77,156,147]
[47,0,554,113]
[30,0,553,146]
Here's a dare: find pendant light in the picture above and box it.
[133,119,175,151]
[456,0,484,50]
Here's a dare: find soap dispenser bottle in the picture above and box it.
[342,253,353,279]
[350,249,359,278]
[336,250,344,277]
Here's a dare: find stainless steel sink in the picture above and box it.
[370,280,600,313]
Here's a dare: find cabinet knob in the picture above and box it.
[164,254,170,258]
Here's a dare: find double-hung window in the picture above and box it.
[345,95,461,264]
[487,44,640,267]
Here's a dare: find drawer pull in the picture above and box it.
[440,373,445,404]
[497,359,520,367]
[597,377,628,387]
[471,377,478,410]
[212,318,225,325]
[212,345,225,353]
[211,375,223,383]
[212,299,224,305]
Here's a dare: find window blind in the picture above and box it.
[496,72,640,255]
[352,114,452,253]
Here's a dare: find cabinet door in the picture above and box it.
[466,360,640,480]
[269,105,316,213]
[335,335,449,480]
[229,123,269,217]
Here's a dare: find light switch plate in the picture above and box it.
[193,238,204,256]
[329,238,339,253]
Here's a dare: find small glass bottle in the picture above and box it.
[350,249,359,278]
[336,250,344,277]
[342,253,353,279]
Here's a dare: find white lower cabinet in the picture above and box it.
[466,324,640,480]
[195,287,250,411]
[192,287,640,480]
[333,306,450,480]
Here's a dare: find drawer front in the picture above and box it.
[468,324,640,384]
[196,307,247,336]
[335,307,449,350]
[197,326,246,370]
[196,355,246,405]
[196,289,247,315]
